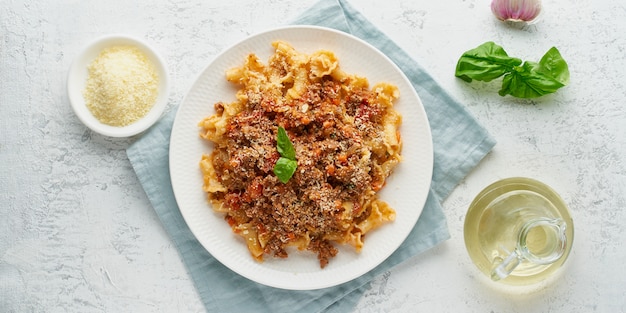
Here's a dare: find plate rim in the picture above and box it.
[169,25,434,290]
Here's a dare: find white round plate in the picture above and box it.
[169,25,433,290]
[67,34,170,137]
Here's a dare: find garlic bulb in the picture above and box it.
[491,0,542,24]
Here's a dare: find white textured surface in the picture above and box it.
[1,0,625,312]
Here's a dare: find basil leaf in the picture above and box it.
[274,157,297,184]
[274,126,297,183]
[276,126,296,160]
[499,62,566,98]
[456,42,569,99]
[455,41,522,83]
[537,47,570,86]
[499,48,570,98]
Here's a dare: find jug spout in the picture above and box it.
[490,217,568,281]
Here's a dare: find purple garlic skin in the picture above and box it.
[491,0,542,23]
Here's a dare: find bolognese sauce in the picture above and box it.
[199,41,401,268]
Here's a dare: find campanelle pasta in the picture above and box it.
[198,41,402,268]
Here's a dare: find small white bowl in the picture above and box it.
[67,34,170,137]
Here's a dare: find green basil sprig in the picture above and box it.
[273,126,297,183]
[455,41,569,98]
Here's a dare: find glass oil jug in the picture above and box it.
[464,177,574,285]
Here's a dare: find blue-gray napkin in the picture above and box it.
[127,0,495,312]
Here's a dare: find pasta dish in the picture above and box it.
[198,41,402,268]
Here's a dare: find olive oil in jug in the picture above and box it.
[464,177,574,285]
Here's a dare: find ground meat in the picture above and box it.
[201,49,400,268]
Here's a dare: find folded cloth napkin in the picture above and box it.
[127,0,496,312]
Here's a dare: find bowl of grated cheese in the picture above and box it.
[67,34,170,137]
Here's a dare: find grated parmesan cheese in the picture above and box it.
[84,45,158,127]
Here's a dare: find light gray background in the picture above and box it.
[1,0,624,312]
